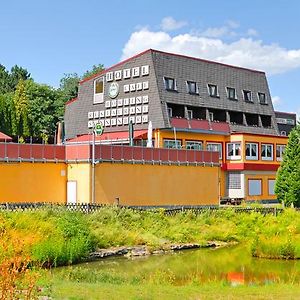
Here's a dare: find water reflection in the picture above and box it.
[61,245,300,286]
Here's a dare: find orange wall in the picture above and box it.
[0,162,67,203]
[244,173,277,202]
[94,162,219,206]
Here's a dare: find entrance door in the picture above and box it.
[67,181,77,204]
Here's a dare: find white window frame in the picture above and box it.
[226,87,237,100]
[167,107,173,118]
[164,77,177,91]
[209,112,214,121]
[268,179,276,196]
[163,139,182,149]
[248,179,262,196]
[276,144,286,161]
[186,141,203,150]
[227,142,241,160]
[261,144,273,161]
[243,90,252,102]
[207,142,222,159]
[93,78,104,104]
[258,92,267,104]
[207,84,219,97]
[245,143,258,160]
[186,81,199,94]
[187,109,193,120]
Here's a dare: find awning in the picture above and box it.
[0,132,12,141]
[67,130,148,144]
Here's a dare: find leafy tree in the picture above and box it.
[0,64,11,94]
[9,65,30,90]
[12,79,30,136]
[82,64,104,80]
[275,124,300,207]
[26,80,58,140]
[0,93,14,134]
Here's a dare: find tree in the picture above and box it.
[0,64,11,94]
[82,64,104,80]
[275,124,300,207]
[26,80,58,141]
[9,65,31,90]
[0,93,14,134]
[12,79,30,136]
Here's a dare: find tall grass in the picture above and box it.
[1,206,300,266]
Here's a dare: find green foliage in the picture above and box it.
[82,64,104,80]
[275,124,300,207]
[0,62,104,139]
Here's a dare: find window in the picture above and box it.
[207,84,218,97]
[207,143,222,159]
[186,141,203,150]
[227,172,241,189]
[248,179,262,196]
[268,179,276,195]
[258,92,267,104]
[164,139,182,149]
[280,131,287,136]
[243,90,252,102]
[245,143,258,160]
[93,78,104,104]
[209,112,214,121]
[227,142,241,160]
[227,87,237,100]
[164,77,177,91]
[187,109,193,120]
[167,107,173,118]
[261,144,273,161]
[186,81,198,94]
[276,145,286,161]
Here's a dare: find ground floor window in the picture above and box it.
[248,179,262,196]
[163,139,182,149]
[186,141,203,150]
[268,179,276,195]
[207,143,222,159]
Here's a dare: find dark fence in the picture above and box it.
[0,203,296,216]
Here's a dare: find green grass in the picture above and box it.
[51,280,300,300]
[1,206,300,265]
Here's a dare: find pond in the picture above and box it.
[57,245,300,286]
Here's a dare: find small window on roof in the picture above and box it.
[227,87,237,100]
[243,90,252,102]
[164,77,177,91]
[208,84,219,97]
[258,92,267,104]
[186,81,198,94]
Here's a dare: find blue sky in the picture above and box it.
[1,0,300,115]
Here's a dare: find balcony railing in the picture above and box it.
[0,142,219,165]
[0,143,65,162]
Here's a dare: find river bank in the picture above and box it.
[1,206,300,266]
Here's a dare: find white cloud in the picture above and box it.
[201,26,231,38]
[226,20,240,29]
[121,29,300,75]
[247,28,258,36]
[160,17,187,31]
[272,96,281,109]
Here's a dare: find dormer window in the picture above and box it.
[164,77,177,91]
[186,81,198,94]
[258,92,267,104]
[208,84,219,97]
[243,90,252,102]
[227,87,237,100]
[94,78,104,104]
